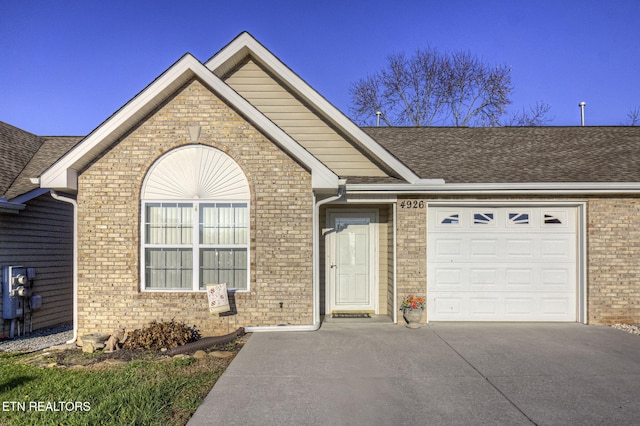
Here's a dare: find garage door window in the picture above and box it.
[440,213,460,224]
[508,212,530,225]
[543,212,566,225]
[473,213,495,225]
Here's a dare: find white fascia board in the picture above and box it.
[40,52,338,191]
[347,182,640,195]
[194,61,338,189]
[40,54,199,191]
[40,168,78,192]
[206,33,421,184]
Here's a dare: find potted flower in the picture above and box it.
[400,295,425,328]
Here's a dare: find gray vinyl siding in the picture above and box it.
[224,59,388,177]
[0,193,73,332]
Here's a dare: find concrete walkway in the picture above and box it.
[188,322,640,425]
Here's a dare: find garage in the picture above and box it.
[427,205,579,321]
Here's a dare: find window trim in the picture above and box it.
[141,199,250,292]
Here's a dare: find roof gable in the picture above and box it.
[40,52,340,191]
[1,121,81,200]
[206,32,424,184]
[7,136,82,199]
[222,57,389,178]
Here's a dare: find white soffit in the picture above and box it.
[142,145,249,200]
[205,32,422,184]
[41,52,339,191]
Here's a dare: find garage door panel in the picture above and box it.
[505,239,534,257]
[431,236,576,261]
[428,292,575,321]
[504,297,535,316]
[428,206,578,322]
[505,268,533,288]
[434,269,463,290]
[540,296,574,315]
[434,239,463,256]
[470,297,501,315]
[470,239,498,256]
[470,268,499,288]
[541,269,575,291]
[430,264,574,292]
[432,297,462,316]
[541,238,575,259]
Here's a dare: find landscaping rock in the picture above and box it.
[172,354,189,359]
[81,333,110,345]
[193,350,207,360]
[612,324,640,335]
[82,342,95,354]
[209,351,234,359]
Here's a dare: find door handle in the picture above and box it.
[330,264,337,269]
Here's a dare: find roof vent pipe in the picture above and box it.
[579,102,586,126]
[376,111,382,127]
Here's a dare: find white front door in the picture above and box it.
[327,211,377,313]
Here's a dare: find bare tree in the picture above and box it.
[626,106,640,126]
[504,101,553,126]
[350,48,514,127]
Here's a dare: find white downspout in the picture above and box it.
[50,191,78,344]
[393,202,398,324]
[245,180,347,332]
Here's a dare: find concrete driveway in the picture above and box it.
[188,322,640,425]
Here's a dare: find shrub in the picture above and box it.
[123,320,201,350]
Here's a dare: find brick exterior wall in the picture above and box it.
[395,197,428,325]
[587,198,640,324]
[76,80,313,337]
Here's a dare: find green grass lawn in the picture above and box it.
[0,347,236,426]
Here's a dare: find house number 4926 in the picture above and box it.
[400,200,425,209]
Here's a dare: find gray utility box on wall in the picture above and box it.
[2,266,33,320]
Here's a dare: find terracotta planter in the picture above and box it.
[403,308,423,329]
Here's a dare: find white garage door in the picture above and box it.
[427,206,577,321]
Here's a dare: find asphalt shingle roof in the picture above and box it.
[363,126,640,183]
[0,122,41,196]
[0,121,82,199]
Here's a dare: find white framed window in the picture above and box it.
[142,201,248,290]
[141,145,250,292]
[199,202,248,289]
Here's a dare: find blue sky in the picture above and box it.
[1,0,638,135]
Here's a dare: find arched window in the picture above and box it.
[141,145,250,291]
